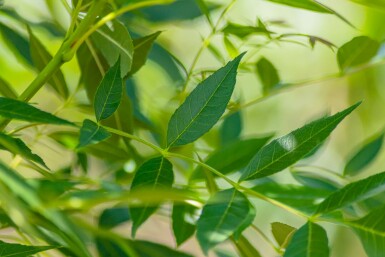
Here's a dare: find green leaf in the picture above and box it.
[190,137,272,181]
[271,222,296,248]
[167,53,245,147]
[347,205,385,257]
[94,59,123,121]
[316,171,385,214]
[256,57,281,93]
[77,119,111,149]
[344,133,384,176]
[129,157,174,236]
[283,222,329,257]
[129,31,161,76]
[99,207,130,229]
[291,170,340,191]
[28,27,69,99]
[0,132,47,168]
[223,37,239,59]
[252,181,332,214]
[234,235,262,257]
[97,237,194,257]
[0,97,74,125]
[92,21,133,77]
[196,188,253,254]
[233,202,256,240]
[0,240,57,257]
[222,22,272,38]
[77,40,109,103]
[337,36,380,72]
[0,76,17,99]
[0,22,33,66]
[220,111,243,145]
[172,203,197,246]
[239,102,361,181]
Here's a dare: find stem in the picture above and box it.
[180,0,236,93]
[65,0,174,59]
[103,126,165,154]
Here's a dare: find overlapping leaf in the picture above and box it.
[344,133,384,176]
[271,222,297,248]
[316,171,385,214]
[172,203,197,246]
[256,57,281,93]
[94,60,123,121]
[190,137,272,180]
[0,240,57,257]
[77,119,111,148]
[0,132,47,168]
[0,97,74,125]
[196,189,254,254]
[337,36,380,72]
[92,21,133,77]
[239,102,360,181]
[347,205,385,257]
[167,53,245,147]
[28,27,69,99]
[283,222,329,257]
[129,157,174,236]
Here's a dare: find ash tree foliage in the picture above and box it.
[0,0,384,257]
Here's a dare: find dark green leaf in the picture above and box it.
[129,31,161,76]
[239,102,360,181]
[337,36,380,72]
[316,171,385,214]
[0,23,33,66]
[0,76,18,99]
[196,189,253,254]
[233,202,256,240]
[167,53,245,147]
[132,0,220,22]
[77,119,111,149]
[283,222,329,257]
[256,57,281,93]
[291,171,340,191]
[92,21,133,77]
[28,27,69,99]
[344,133,384,176]
[0,132,47,168]
[0,240,57,257]
[97,237,194,257]
[77,40,109,103]
[94,60,123,121]
[347,205,385,257]
[0,97,74,125]
[252,181,332,214]
[99,207,130,229]
[190,137,272,181]
[129,157,174,236]
[271,222,296,248]
[222,22,272,38]
[220,111,243,145]
[172,203,197,246]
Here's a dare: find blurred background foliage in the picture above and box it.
[1,0,385,256]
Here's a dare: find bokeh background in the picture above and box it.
[1,0,385,256]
